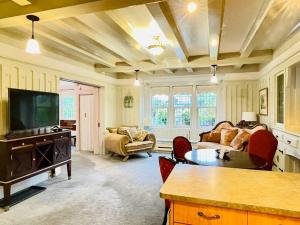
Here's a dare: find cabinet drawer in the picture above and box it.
[273,149,285,171]
[174,202,247,225]
[273,130,284,142]
[248,212,300,225]
[284,135,299,149]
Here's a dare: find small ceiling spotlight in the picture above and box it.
[187,1,197,13]
[134,69,140,86]
[25,15,40,54]
[210,65,218,84]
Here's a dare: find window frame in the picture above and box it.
[173,93,193,128]
[60,95,76,120]
[196,90,217,128]
[151,94,169,128]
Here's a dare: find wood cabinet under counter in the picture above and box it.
[160,165,300,225]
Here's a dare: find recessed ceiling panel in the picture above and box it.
[220,0,265,53]
[168,0,209,56]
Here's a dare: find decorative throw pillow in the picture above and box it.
[107,127,118,133]
[134,130,148,141]
[128,127,138,138]
[207,131,221,143]
[118,128,133,143]
[230,130,250,150]
[220,128,238,146]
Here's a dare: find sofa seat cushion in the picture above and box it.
[196,142,235,151]
[125,141,153,152]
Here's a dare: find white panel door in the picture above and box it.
[79,94,94,151]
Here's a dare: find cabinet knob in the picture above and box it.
[198,211,220,220]
[33,158,36,161]
[22,143,25,146]
[44,139,47,141]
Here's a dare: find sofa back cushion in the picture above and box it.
[207,131,221,143]
[118,127,134,143]
[134,130,148,141]
[230,130,250,150]
[220,128,238,146]
[107,127,118,133]
[215,122,234,132]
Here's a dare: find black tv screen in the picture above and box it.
[9,89,59,131]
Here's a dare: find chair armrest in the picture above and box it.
[199,131,210,142]
[145,133,156,150]
[105,133,129,156]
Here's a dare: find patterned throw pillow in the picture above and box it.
[118,128,133,143]
[220,128,238,146]
[134,130,148,141]
[230,130,250,150]
[207,131,221,143]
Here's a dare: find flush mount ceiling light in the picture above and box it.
[26,14,40,54]
[134,69,140,86]
[210,64,218,84]
[187,1,197,13]
[147,36,166,56]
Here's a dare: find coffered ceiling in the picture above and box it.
[0,0,299,78]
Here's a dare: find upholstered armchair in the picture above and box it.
[105,127,156,161]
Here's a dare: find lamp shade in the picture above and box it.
[242,112,257,121]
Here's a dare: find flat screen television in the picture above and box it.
[9,88,59,131]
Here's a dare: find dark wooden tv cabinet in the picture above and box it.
[0,130,71,211]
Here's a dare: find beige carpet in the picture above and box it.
[0,152,168,225]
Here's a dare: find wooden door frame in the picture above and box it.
[59,79,104,155]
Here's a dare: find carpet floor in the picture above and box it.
[0,152,167,225]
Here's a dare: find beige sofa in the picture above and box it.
[197,121,267,151]
[105,126,156,161]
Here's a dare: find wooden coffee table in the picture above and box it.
[184,149,267,169]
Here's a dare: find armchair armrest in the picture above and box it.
[105,133,129,156]
[145,133,156,150]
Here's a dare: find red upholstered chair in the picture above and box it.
[172,136,192,163]
[159,156,176,225]
[248,130,278,171]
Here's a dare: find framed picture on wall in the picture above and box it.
[259,88,268,115]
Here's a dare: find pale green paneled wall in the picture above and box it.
[0,57,59,135]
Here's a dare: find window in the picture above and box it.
[174,94,192,127]
[151,94,168,126]
[61,95,75,120]
[197,92,217,126]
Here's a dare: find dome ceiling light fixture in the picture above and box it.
[26,14,41,54]
[210,64,218,84]
[147,36,166,56]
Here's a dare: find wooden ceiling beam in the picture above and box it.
[147,1,189,62]
[207,0,225,61]
[0,0,162,28]
[95,50,272,73]
[61,16,138,65]
[235,0,275,69]
[21,26,115,67]
[11,0,31,6]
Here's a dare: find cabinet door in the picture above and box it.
[53,137,71,163]
[173,202,247,225]
[10,144,35,178]
[248,212,300,225]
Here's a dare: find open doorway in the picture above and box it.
[59,80,103,154]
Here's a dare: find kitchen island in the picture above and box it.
[160,165,300,225]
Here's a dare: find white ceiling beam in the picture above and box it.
[235,0,275,69]
[0,0,162,28]
[186,68,194,73]
[11,0,31,6]
[22,26,115,67]
[207,0,225,61]
[95,50,272,73]
[147,1,189,62]
[164,69,174,74]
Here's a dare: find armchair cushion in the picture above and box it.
[125,141,153,152]
[134,130,148,141]
[220,128,238,146]
[118,127,134,143]
[206,131,221,143]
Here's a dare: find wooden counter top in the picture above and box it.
[160,165,300,218]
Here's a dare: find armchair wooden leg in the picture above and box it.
[147,152,152,157]
[122,155,129,162]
